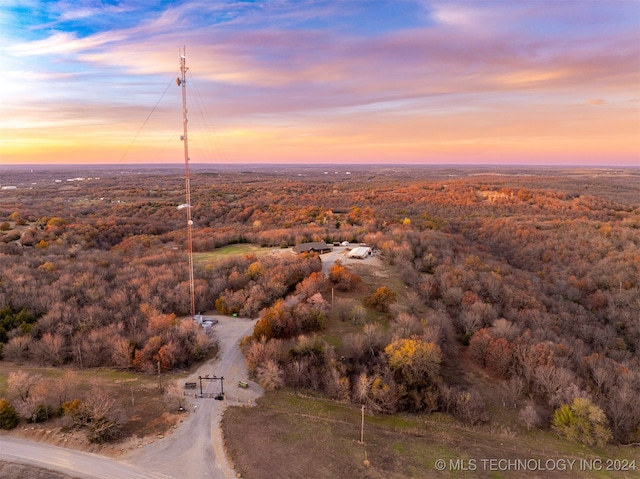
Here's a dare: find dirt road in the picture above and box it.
[125,315,263,479]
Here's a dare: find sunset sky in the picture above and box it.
[1,0,639,166]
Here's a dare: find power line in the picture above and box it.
[118,75,176,164]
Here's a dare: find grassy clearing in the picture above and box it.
[222,391,638,479]
[195,244,284,264]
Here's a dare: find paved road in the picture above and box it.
[0,315,263,479]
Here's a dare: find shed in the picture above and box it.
[347,246,372,259]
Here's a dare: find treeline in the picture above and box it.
[1,167,639,445]
[364,219,640,445]
[243,219,639,444]
[0,244,319,372]
[243,264,488,426]
[0,371,124,443]
[2,170,636,256]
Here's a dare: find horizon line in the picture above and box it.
[2,162,639,170]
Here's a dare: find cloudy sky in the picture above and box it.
[1,0,639,165]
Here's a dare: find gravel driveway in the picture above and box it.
[123,315,263,479]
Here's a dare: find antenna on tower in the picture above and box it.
[178,46,196,318]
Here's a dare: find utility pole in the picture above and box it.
[177,47,196,318]
[359,404,365,444]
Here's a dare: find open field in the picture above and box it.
[223,391,638,479]
[194,243,288,264]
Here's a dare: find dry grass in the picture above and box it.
[0,363,187,452]
[222,391,638,479]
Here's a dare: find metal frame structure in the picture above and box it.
[198,375,225,400]
[177,47,196,318]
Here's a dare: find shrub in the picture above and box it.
[552,397,612,447]
[87,417,122,444]
[365,286,397,313]
[0,398,20,430]
[26,404,50,424]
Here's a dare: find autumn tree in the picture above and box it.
[552,397,612,447]
[295,271,327,298]
[385,338,441,387]
[485,337,514,378]
[468,328,492,367]
[365,286,397,313]
[384,337,442,412]
[0,399,20,429]
[245,336,283,375]
[328,261,361,292]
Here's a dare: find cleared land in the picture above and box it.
[222,391,638,479]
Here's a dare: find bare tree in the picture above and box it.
[3,336,33,363]
[165,381,187,411]
[83,382,126,444]
[33,332,65,366]
[6,371,42,419]
[110,336,133,369]
[519,402,541,431]
[452,387,488,425]
[285,358,309,390]
[504,376,525,408]
[533,365,574,405]
[391,312,423,340]
[6,371,39,403]
[605,383,640,443]
[342,333,367,362]
[256,360,284,391]
[362,322,385,358]
[490,318,520,341]
[352,372,371,404]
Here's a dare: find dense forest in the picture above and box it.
[0,165,638,445]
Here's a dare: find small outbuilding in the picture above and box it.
[293,241,333,254]
[347,246,372,259]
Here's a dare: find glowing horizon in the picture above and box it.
[1,1,639,166]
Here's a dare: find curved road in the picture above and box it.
[0,315,263,479]
[0,436,168,479]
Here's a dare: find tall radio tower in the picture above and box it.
[177,47,196,317]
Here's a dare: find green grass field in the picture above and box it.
[194,244,285,264]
